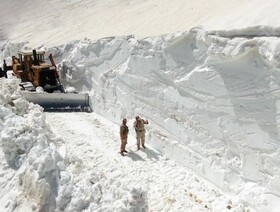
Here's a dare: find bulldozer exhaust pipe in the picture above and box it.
[33,50,39,65]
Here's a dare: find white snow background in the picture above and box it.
[1,0,280,211]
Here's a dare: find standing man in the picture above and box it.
[120,118,129,156]
[134,115,149,150]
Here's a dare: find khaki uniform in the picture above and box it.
[120,123,129,152]
[134,118,148,149]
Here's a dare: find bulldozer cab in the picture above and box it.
[18,50,46,73]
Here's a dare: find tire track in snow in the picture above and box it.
[45,112,238,211]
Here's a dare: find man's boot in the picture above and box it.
[142,144,146,149]
[120,151,124,156]
[137,145,140,150]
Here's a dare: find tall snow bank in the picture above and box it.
[0,78,64,211]
[45,27,280,210]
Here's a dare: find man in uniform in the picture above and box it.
[134,115,149,150]
[120,118,129,156]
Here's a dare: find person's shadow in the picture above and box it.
[127,150,145,161]
[142,147,160,161]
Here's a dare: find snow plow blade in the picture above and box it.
[23,92,92,112]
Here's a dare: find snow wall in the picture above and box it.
[2,26,280,210]
[56,27,280,208]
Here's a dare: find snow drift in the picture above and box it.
[0,79,61,211]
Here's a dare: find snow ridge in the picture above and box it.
[208,25,280,38]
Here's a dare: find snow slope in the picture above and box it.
[1,0,280,47]
[1,0,280,211]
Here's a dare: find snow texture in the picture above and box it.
[1,0,280,211]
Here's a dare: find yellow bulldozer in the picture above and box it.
[3,50,91,111]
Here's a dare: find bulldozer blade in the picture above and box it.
[22,92,92,112]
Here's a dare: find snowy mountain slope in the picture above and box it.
[1,0,280,47]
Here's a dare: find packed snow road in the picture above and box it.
[45,112,242,211]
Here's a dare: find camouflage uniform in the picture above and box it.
[134,116,148,150]
[120,119,129,155]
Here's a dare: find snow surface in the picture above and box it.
[1,0,280,211]
[2,0,280,47]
